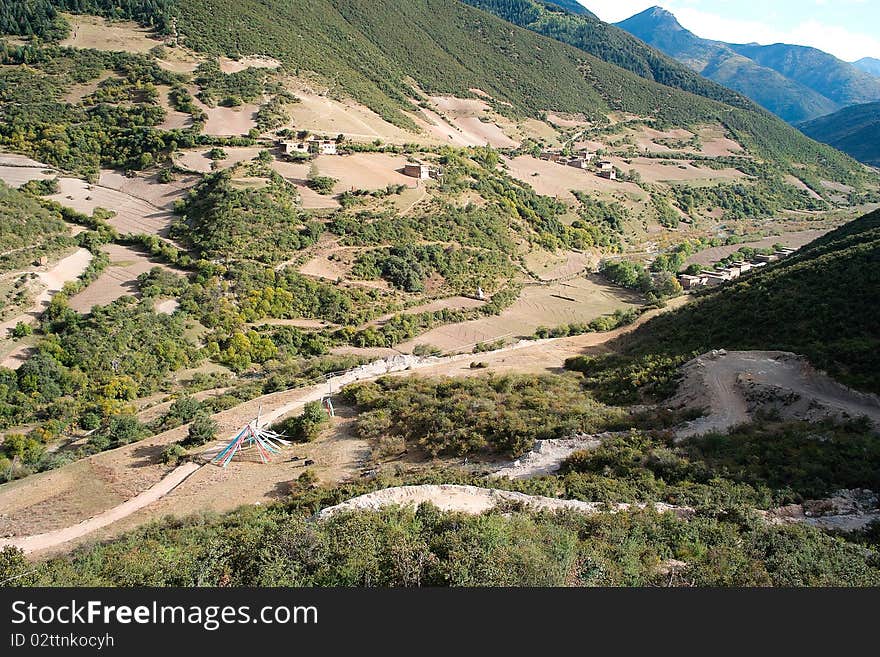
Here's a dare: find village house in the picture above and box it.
[283,140,310,156]
[282,138,339,157]
[404,162,433,180]
[540,150,565,162]
[567,158,591,169]
[309,139,338,155]
[701,273,728,287]
[754,253,780,263]
[576,150,597,161]
[596,160,616,179]
[678,274,707,290]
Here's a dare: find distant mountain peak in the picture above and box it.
[619,5,688,33]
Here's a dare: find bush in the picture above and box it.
[275,402,329,442]
[166,395,203,426]
[182,413,218,448]
[307,175,337,195]
[161,443,188,466]
[11,322,32,339]
[413,344,442,357]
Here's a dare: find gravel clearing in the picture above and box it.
[316,484,687,519]
[491,435,615,480]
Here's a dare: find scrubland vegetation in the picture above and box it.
[343,374,622,457]
[4,414,880,586]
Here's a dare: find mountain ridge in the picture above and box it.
[798,101,880,167]
[616,6,880,123]
[854,57,880,78]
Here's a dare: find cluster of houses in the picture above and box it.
[280,134,442,181]
[539,149,617,180]
[678,247,797,290]
[282,137,339,157]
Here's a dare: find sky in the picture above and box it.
[579,0,880,62]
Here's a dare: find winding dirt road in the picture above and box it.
[0,300,686,555]
[672,350,880,439]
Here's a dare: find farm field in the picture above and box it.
[283,88,428,144]
[201,103,260,137]
[48,178,175,238]
[606,156,748,183]
[174,147,266,174]
[504,155,647,204]
[397,275,642,353]
[68,243,183,314]
[59,15,160,53]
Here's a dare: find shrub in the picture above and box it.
[275,402,329,442]
[307,175,337,195]
[161,443,188,466]
[11,322,32,338]
[413,344,442,357]
[182,413,218,447]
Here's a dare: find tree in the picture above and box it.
[0,547,37,586]
[167,395,203,425]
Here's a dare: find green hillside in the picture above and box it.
[0,0,868,185]
[731,42,880,109]
[462,0,753,109]
[540,0,595,17]
[798,102,880,167]
[613,209,880,393]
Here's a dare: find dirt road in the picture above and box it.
[672,350,880,439]
[0,300,685,555]
[0,463,200,553]
[0,248,93,338]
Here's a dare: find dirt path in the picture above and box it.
[491,434,618,480]
[0,248,93,337]
[0,463,200,554]
[316,484,686,519]
[0,301,686,555]
[672,350,880,439]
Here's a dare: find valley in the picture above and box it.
[0,1,878,590]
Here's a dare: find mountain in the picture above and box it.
[462,0,752,109]
[615,209,880,393]
[730,42,880,108]
[616,6,880,123]
[149,0,860,181]
[854,57,880,78]
[798,102,880,167]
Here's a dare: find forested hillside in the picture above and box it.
[463,0,753,109]
[798,102,880,167]
[613,209,880,393]
[731,42,880,109]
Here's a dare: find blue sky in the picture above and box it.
[580,0,880,61]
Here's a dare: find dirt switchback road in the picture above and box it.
[672,350,880,439]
